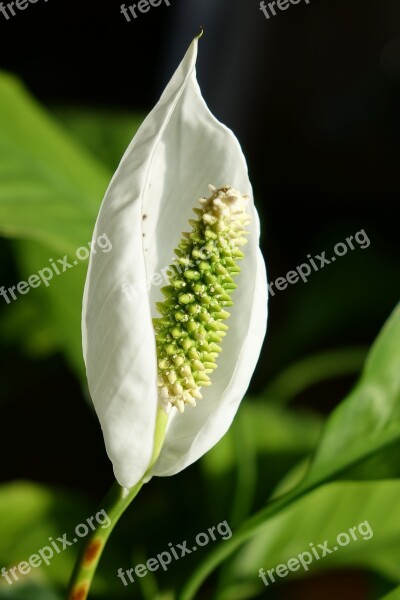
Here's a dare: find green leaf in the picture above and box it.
[10,239,90,376]
[179,302,400,600]
[0,482,90,588]
[0,71,109,253]
[0,73,143,376]
[304,302,400,486]
[0,287,57,357]
[52,107,144,172]
[224,480,400,599]
[0,72,110,375]
[381,585,400,600]
[0,583,62,600]
[0,481,127,598]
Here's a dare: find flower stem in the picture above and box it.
[68,407,169,600]
[67,480,143,600]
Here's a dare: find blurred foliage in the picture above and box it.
[0,482,129,598]
[0,583,62,600]
[0,70,399,600]
[0,482,87,589]
[202,401,323,527]
[52,107,143,172]
[382,585,400,600]
[223,480,400,599]
[0,72,142,378]
[262,347,368,407]
[180,302,400,600]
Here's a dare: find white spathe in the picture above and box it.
[82,36,268,489]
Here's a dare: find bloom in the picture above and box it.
[155,184,251,414]
[82,35,268,489]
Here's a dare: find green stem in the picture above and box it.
[67,481,143,600]
[67,407,169,600]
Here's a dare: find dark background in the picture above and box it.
[2,0,397,356]
[1,0,399,315]
[0,1,399,598]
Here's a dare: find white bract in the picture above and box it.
[82,35,268,489]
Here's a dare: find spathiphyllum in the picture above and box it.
[68,34,267,600]
[155,184,251,414]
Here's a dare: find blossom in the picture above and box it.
[155,184,251,414]
[82,35,268,489]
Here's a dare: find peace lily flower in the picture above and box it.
[68,34,267,600]
[82,36,268,492]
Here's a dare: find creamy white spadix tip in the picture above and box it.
[82,34,268,489]
[154,185,251,415]
[200,184,251,233]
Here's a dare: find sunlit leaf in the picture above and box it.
[180,302,400,600]
[224,480,400,599]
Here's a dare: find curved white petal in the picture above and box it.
[82,37,201,489]
[81,145,158,489]
[83,35,268,488]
